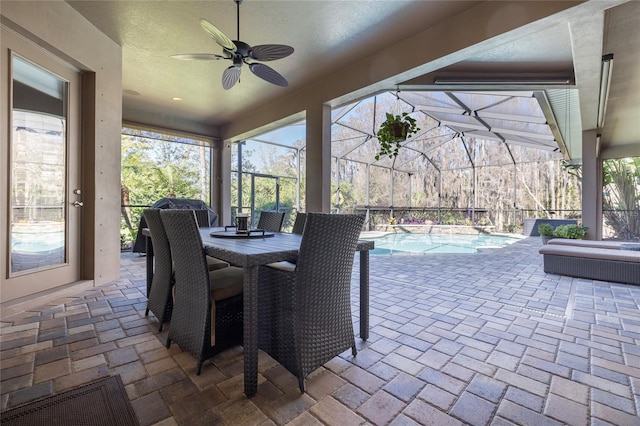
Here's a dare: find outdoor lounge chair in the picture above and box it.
[160,209,244,375]
[539,243,640,285]
[257,213,365,392]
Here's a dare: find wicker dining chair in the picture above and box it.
[194,209,212,227]
[143,209,230,332]
[256,210,285,232]
[291,212,307,234]
[257,212,365,392]
[143,209,174,332]
[160,209,244,375]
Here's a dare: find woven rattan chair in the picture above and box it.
[160,209,244,375]
[291,212,307,234]
[257,212,365,392]
[256,210,285,232]
[143,209,230,332]
[143,209,174,331]
[194,209,212,227]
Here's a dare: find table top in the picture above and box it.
[200,227,374,267]
[210,230,275,239]
[143,226,373,268]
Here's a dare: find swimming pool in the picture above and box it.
[364,232,521,255]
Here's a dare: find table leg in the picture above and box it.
[243,265,259,397]
[359,250,369,341]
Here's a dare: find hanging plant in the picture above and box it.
[375,112,420,160]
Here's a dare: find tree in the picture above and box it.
[603,157,640,240]
[120,131,211,244]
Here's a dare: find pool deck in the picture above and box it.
[1,236,639,425]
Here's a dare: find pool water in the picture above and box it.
[365,232,521,255]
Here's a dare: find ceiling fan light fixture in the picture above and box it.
[173,0,293,89]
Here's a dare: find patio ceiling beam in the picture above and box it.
[332,100,362,124]
[504,139,560,151]
[442,122,489,132]
[249,137,302,150]
[416,132,459,155]
[414,104,467,115]
[491,127,555,140]
[337,134,373,159]
[475,110,547,124]
[334,122,372,138]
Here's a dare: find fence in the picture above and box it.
[347,206,583,234]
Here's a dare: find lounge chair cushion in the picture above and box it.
[539,245,640,262]
[547,239,625,250]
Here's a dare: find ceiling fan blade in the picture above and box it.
[249,63,288,87]
[222,66,242,90]
[200,19,236,52]
[249,44,294,61]
[171,53,228,61]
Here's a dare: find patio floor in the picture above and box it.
[1,237,639,425]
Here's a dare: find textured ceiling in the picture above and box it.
[65,0,639,160]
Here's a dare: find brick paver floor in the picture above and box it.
[1,237,639,425]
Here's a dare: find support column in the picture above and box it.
[305,103,332,212]
[219,141,233,226]
[581,130,602,240]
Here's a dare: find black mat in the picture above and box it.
[1,375,139,426]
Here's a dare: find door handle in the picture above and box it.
[73,201,84,207]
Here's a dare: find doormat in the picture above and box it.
[0,375,139,426]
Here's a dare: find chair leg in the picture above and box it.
[165,337,171,349]
[196,361,203,376]
[352,345,357,356]
[145,307,149,316]
[298,377,305,393]
[158,322,163,333]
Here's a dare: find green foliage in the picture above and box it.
[332,181,357,210]
[537,223,554,236]
[375,112,419,160]
[553,224,588,239]
[120,131,211,243]
[602,157,640,240]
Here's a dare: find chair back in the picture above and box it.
[194,209,211,227]
[292,212,307,235]
[143,209,173,327]
[160,209,212,357]
[295,213,364,336]
[257,210,285,232]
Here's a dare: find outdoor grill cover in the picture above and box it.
[131,198,219,253]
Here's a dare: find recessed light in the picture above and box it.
[123,89,140,96]
[172,97,183,102]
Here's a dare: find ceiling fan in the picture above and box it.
[171,0,294,90]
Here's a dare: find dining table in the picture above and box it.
[143,227,374,397]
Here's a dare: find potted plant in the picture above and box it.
[538,223,555,245]
[375,112,420,160]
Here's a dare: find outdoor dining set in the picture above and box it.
[141,208,374,397]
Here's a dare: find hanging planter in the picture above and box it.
[375,112,419,160]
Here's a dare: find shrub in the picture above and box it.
[537,223,554,236]
[553,224,588,239]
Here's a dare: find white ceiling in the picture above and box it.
[66,0,639,160]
